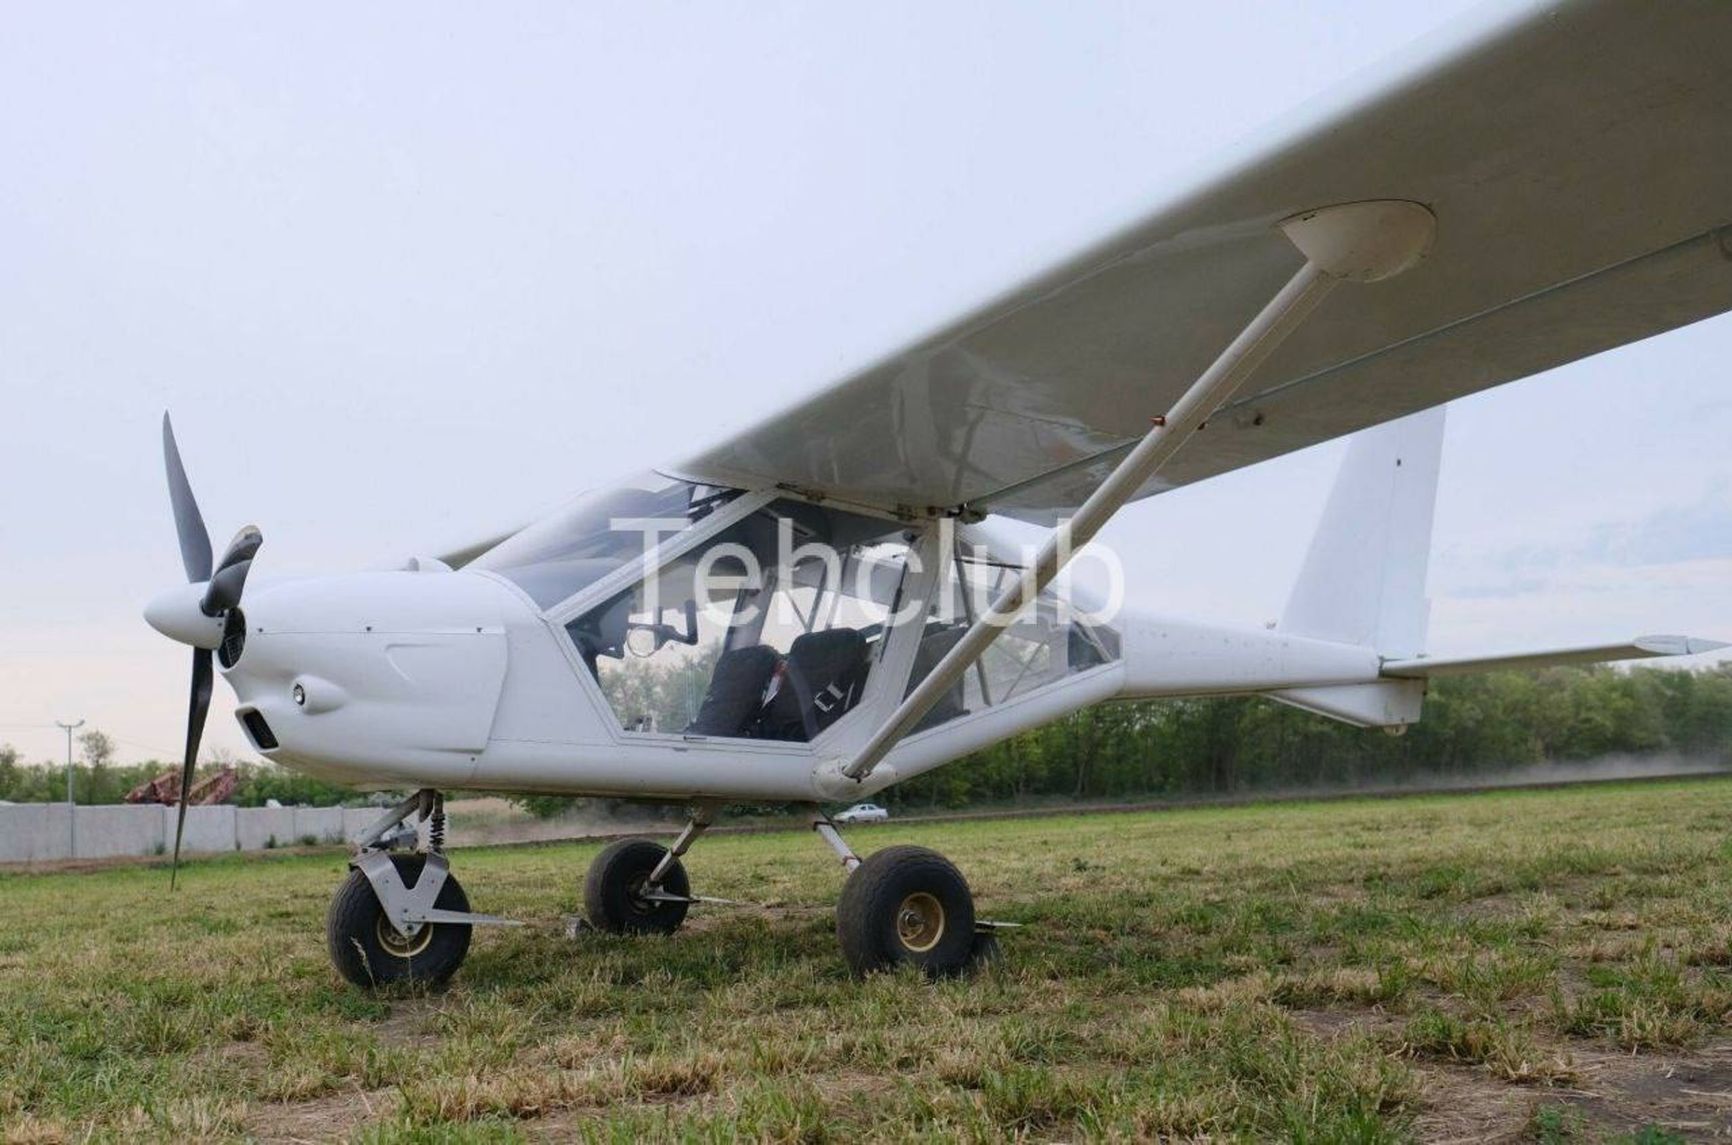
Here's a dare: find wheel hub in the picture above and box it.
[375,913,434,959]
[895,891,945,953]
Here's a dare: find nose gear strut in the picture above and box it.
[328,788,519,989]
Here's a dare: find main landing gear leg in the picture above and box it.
[817,811,996,978]
[584,804,714,935]
[326,788,518,990]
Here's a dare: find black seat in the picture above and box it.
[760,629,870,741]
[567,592,633,676]
[907,624,968,732]
[684,645,780,737]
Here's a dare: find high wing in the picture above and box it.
[679,0,1732,523]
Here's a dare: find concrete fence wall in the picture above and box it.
[0,803,382,864]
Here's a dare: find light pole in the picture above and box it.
[56,719,83,858]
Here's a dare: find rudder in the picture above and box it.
[1280,406,1446,658]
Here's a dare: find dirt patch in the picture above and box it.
[1406,1041,1732,1142]
[1453,891,1538,924]
[1411,1062,1537,1144]
[1290,1010,1732,1139]
[370,999,442,1049]
[1288,1006,1405,1042]
[243,1087,390,1145]
[193,1038,271,1074]
[525,1068,903,1138]
[1551,1042,1732,1139]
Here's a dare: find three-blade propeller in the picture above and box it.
[160,413,263,889]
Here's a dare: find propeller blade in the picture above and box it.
[170,646,214,891]
[201,526,263,616]
[162,413,213,584]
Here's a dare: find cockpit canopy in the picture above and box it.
[471,474,1119,745]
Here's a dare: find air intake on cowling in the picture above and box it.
[218,608,247,669]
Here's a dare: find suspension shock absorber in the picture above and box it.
[428,793,446,854]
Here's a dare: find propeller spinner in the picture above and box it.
[147,413,263,888]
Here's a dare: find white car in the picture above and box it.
[833,802,889,824]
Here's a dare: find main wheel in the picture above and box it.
[836,845,977,977]
[327,854,472,989]
[584,838,690,935]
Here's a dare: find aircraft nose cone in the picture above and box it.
[144,582,226,649]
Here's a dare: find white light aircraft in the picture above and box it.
[146,0,1732,988]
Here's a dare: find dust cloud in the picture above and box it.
[442,796,675,848]
[1241,753,1731,808]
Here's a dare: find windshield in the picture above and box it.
[468,473,739,609]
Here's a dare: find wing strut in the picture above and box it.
[825,200,1437,790]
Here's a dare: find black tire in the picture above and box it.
[584,838,690,935]
[326,854,472,990]
[836,845,976,977]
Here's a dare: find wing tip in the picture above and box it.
[1633,635,1731,657]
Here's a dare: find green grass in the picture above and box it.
[4,779,1732,1141]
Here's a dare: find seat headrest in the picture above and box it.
[787,628,865,662]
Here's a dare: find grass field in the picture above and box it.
[4,780,1732,1142]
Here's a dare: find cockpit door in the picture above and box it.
[555,495,932,746]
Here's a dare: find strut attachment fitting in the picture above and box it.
[823,200,1436,792]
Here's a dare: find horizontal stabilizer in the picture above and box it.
[1381,636,1728,679]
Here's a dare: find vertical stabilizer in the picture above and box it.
[1280,407,1445,658]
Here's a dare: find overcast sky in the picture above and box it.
[2,1,1728,767]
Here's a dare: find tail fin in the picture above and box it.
[1281,406,1446,658]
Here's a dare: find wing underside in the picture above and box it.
[680,0,1732,522]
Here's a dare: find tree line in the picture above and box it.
[884,662,1732,810]
[2,663,1727,812]
[0,736,357,808]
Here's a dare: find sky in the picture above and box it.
[2,1,1728,767]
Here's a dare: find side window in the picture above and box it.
[904,538,1120,733]
[570,501,917,742]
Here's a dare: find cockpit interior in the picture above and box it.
[470,474,1120,745]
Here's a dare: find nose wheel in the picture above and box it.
[328,790,520,990]
[327,853,473,988]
